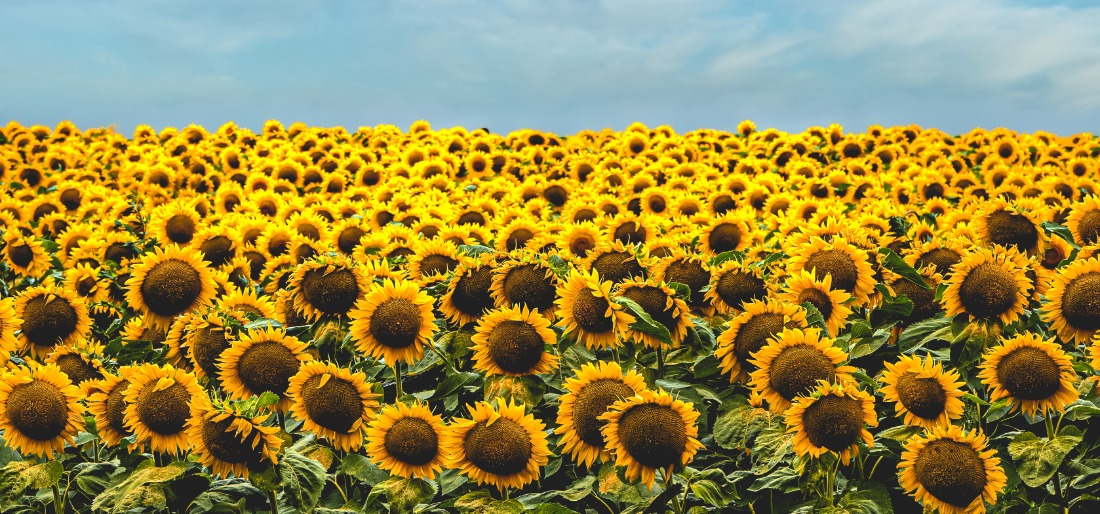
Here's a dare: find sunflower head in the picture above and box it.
[1042,256,1100,344]
[444,398,551,492]
[941,247,1031,325]
[86,367,138,447]
[706,260,768,314]
[123,363,203,454]
[778,269,854,336]
[715,299,809,383]
[288,361,380,451]
[899,425,1007,514]
[45,338,106,392]
[585,241,649,284]
[441,253,499,327]
[365,401,447,480]
[653,249,712,310]
[599,389,703,489]
[491,253,560,319]
[555,268,634,350]
[290,254,370,321]
[218,327,312,411]
[785,380,877,465]
[14,285,91,357]
[188,395,283,478]
[471,306,559,376]
[125,245,217,328]
[880,355,965,428]
[748,327,857,413]
[974,199,1046,256]
[0,362,86,458]
[614,278,691,349]
[349,279,437,366]
[555,361,647,468]
[977,333,1079,417]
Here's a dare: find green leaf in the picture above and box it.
[277,449,328,513]
[709,250,744,267]
[91,460,188,513]
[380,476,437,512]
[454,490,525,513]
[615,296,673,346]
[667,281,692,303]
[878,248,931,290]
[752,251,787,269]
[1042,221,1078,248]
[747,466,800,493]
[1007,426,1083,488]
[897,317,951,353]
[458,244,496,257]
[835,480,893,514]
[255,391,281,410]
[712,397,771,451]
[187,481,267,514]
[337,453,390,486]
[689,469,737,508]
[72,461,119,498]
[751,422,794,474]
[801,301,829,334]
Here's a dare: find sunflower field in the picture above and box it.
[0,119,1099,514]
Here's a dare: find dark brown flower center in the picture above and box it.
[571,289,614,333]
[505,228,535,251]
[369,298,423,348]
[801,394,864,452]
[6,380,68,441]
[135,381,191,435]
[7,243,33,268]
[55,354,103,385]
[613,221,647,244]
[768,344,837,401]
[591,251,646,283]
[662,259,709,308]
[337,226,366,254]
[707,223,743,254]
[192,326,231,378]
[896,371,948,420]
[617,403,688,469]
[463,417,533,476]
[569,234,596,258]
[715,270,766,310]
[620,286,679,339]
[572,378,635,448]
[106,379,131,436]
[1060,271,1100,331]
[797,287,834,321]
[451,265,496,319]
[383,417,439,466]
[300,268,360,316]
[237,341,301,398]
[996,346,1062,401]
[487,320,547,374]
[732,313,785,368]
[958,262,1019,319]
[419,254,458,278]
[199,235,235,267]
[301,374,364,433]
[892,279,941,323]
[914,439,988,509]
[916,248,962,275]
[139,259,204,317]
[20,295,79,347]
[804,249,860,295]
[165,214,196,244]
[986,209,1039,252]
[501,264,557,312]
[202,415,264,465]
[1077,210,1100,245]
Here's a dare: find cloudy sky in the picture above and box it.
[3,0,1099,136]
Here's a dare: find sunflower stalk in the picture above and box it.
[52,484,63,514]
[395,363,404,399]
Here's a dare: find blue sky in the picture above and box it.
[3,0,1099,136]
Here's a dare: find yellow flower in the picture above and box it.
[365,401,447,480]
[599,389,704,489]
[555,361,647,468]
[898,425,1007,514]
[977,332,1079,417]
[444,399,551,492]
[785,380,877,465]
[349,279,437,366]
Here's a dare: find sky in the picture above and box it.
[2,0,1099,137]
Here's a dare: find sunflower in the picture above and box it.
[777,269,854,336]
[558,222,603,259]
[188,394,283,478]
[496,218,541,252]
[184,308,242,379]
[705,260,768,314]
[1067,195,1100,246]
[880,355,965,428]
[2,231,50,278]
[440,253,499,327]
[748,327,857,413]
[614,278,692,349]
[471,306,559,376]
[444,399,551,491]
[1042,256,1100,344]
[652,249,712,311]
[898,425,1007,514]
[348,279,436,366]
[289,255,371,321]
[406,239,461,284]
[0,362,85,458]
[63,262,110,305]
[217,287,277,320]
[45,338,106,393]
[555,361,647,468]
[125,245,217,329]
[0,298,22,358]
[599,389,703,489]
[972,199,1047,256]
[788,236,877,304]
[785,380,877,465]
[287,361,381,452]
[700,210,753,256]
[585,241,649,284]
[555,268,634,350]
[715,299,809,383]
[904,238,968,275]
[218,327,311,410]
[941,247,1032,325]
[977,333,1079,417]
[86,367,137,447]
[491,253,560,320]
[365,400,447,479]
[14,285,92,357]
[149,201,202,246]
[122,363,202,454]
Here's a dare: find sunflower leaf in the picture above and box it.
[458,244,495,257]
[752,251,787,269]
[1008,426,1083,488]
[1042,221,1078,249]
[615,297,673,346]
[667,281,692,303]
[800,302,829,334]
[709,250,744,267]
[91,460,188,513]
[689,468,737,507]
[454,490,524,513]
[877,248,931,290]
[277,449,327,514]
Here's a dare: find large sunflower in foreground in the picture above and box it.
[1041,256,1100,344]
[122,363,203,455]
[555,268,634,350]
[86,366,137,447]
[439,253,498,327]
[614,278,691,349]
[14,285,91,357]
[941,247,1031,325]
[748,327,857,413]
[898,425,1006,514]
[188,395,283,479]
[555,361,647,468]
[977,333,1079,417]
[715,299,809,383]
[287,361,381,451]
[289,254,371,321]
[0,362,85,458]
[218,327,311,410]
[599,389,703,489]
[125,245,217,328]
[879,354,965,429]
[349,279,437,366]
[787,236,877,304]
[471,306,559,376]
[777,269,853,336]
[444,399,551,491]
[785,380,877,465]
[1067,195,1100,246]
[365,400,447,480]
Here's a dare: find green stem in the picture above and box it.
[1045,414,1055,440]
[269,490,279,514]
[52,484,63,514]
[593,492,615,514]
[1055,411,1065,435]
[656,346,665,379]
[868,456,884,481]
[427,341,458,373]
[395,363,403,399]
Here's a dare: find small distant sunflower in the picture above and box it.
[471,306,559,376]
[188,395,283,478]
[491,253,560,320]
[585,241,649,284]
[86,367,137,447]
[705,260,768,314]
[288,361,380,451]
[615,278,691,349]
[555,361,647,468]
[218,327,311,410]
[785,381,877,465]
[977,333,1079,417]
[406,239,461,284]
[700,211,753,256]
[191,226,241,268]
[122,363,202,454]
[63,263,110,305]
[898,425,1007,514]
[880,355,965,428]
[440,253,499,327]
[2,232,50,278]
[555,268,634,350]
[14,285,92,357]
[599,389,703,489]
[444,399,551,491]
[715,299,809,383]
[0,362,85,458]
[149,201,202,246]
[1067,195,1100,246]
[748,327,857,413]
[289,255,371,321]
[652,249,712,311]
[349,279,436,366]
[941,247,1031,325]
[777,269,854,336]
[217,287,277,320]
[125,245,217,328]
[905,238,968,276]
[1042,256,1100,344]
[788,236,877,304]
[559,223,603,259]
[972,199,1046,256]
[365,401,447,479]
